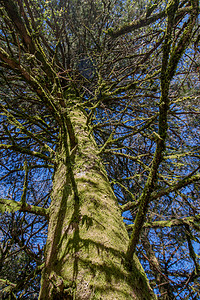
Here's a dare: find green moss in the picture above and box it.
[39,108,156,300]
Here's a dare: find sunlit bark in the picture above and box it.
[39,109,156,299]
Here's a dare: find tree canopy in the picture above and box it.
[0,0,200,299]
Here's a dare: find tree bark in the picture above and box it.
[39,108,156,300]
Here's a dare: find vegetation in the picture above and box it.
[0,0,199,299]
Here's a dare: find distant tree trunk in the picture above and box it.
[39,108,156,300]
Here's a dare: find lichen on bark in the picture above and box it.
[39,108,156,300]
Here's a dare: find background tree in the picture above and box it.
[0,0,199,299]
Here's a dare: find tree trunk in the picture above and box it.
[39,108,157,300]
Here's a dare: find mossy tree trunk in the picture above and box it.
[0,1,199,299]
[39,108,156,300]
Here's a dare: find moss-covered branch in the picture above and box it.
[0,143,53,162]
[0,278,17,288]
[121,174,200,212]
[125,0,198,264]
[108,10,166,38]
[137,215,200,230]
[150,174,200,200]
[20,160,28,206]
[0,198,49,219]
[185,225,200,273]
[0,48,60,120]
[1,0,56,81]
[0,103,55,156]
[108,6,191,38]
[98,114,158,153]
[121,201,139,212]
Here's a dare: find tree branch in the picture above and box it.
[125,0,199,264]
[0,143,53,162]
[150,174,200,201]
[108,6,191,38]
[138,215,200,230]
[0,198,49,219]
